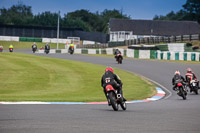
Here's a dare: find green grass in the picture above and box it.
[0,41,65,50]
[0,53,156,102]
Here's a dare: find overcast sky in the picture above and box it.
[0,0,187,20]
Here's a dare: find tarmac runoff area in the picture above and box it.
[0,87,165,104]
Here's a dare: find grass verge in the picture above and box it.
[0,53,156,102]
[0,41,65,49]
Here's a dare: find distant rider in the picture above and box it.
[69,43,74,51]
[9,44,13,49]
[172,70,185,91]
[32,42,37,52]
[114,49,122,61]
[101,67,126,105]
[185,68,200,89]
[45,43,50,51]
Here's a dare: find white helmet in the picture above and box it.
[175,70,180,75]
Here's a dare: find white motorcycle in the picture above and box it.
[189,80,199,94]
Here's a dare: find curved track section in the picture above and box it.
[1,50,200,133]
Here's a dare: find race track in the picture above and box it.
[0,50,200,133]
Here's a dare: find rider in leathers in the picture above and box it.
[185,68,200,89]
[114,49,122,61]
[172,70,185,91]
[101,67,126,105]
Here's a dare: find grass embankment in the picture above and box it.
[0,53,156,102]
[0,41,65,49]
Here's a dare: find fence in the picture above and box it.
[0,24,109,43]
[124,34,200,45]
[76,44,108,49]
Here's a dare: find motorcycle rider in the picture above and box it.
[101,67,126,105]
[69,43,75,53]
[114,49,122,61]
[185,68,200,89]
[32,42,37,53]
[9,44,14,52]
[172,70,186,91]
[45,43,50,54]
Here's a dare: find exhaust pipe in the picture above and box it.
[117,94,121,99]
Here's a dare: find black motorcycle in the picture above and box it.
[32,45,37,53]
[45,49,49,54]
[188,80,199,94]
[175,82,187,100]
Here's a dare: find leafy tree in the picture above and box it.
[153,0,200,23]
[182,0,200,23]
[0,2,33,25]
[100,9,130,33]
[61,15,91,31]
[0,3,131,33]
[33,11,58,27]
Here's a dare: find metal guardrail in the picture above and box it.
[125,34,200,45]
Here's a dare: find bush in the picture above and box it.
[186,43,192,47]
[192,46,199,50]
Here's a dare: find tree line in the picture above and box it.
[153,0,200,23]
[0,0,199,34]
[0,3,130,34]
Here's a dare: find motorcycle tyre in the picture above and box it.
[120,101,127,110]
[108,91,118,111]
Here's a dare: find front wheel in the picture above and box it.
[108,91,118,111]
[180,87,186,100]
[194,86,198,95]
[120,101,127,110]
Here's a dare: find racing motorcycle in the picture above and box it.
[175,82,187,100]
[45,49,49,54]
[68,46,74,54]
[105,84,127,111]
[9,48,13,52]
[32,45,37,53]
[116,54,123,64]
[188,80,199,94]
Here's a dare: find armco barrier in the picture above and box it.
[37,48,200,62]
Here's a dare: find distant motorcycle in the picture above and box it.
[188,80,199,94]
[45,49,49,54]
[175,82,187,100]
[105,84,127,111]
[32,45,37,53]
[9,48,13,52]
[116,54,123,64]
[68,46,74,54]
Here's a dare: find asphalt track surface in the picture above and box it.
[0,49,200,133]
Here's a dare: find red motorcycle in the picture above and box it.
[175,82,187,100]
[116,54,123,64]
[105,84,127,111]
[9,48,13,52]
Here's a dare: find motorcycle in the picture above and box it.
[116,54,123,64]
[45,49,49,54]
[189,80,199,94]
[32,45,37,53]
[9,48,13,52]
[175,82,187,100]
[105,84,127,111]
[68,46,74,54]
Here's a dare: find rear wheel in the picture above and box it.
[108,91,118,111]
[118,57,122,64]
